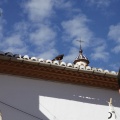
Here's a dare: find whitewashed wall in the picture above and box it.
[0,74,120,120]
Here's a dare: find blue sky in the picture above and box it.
[0,0,120,71]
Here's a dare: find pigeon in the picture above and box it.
[52,54,64,61]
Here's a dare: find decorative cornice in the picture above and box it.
[0,57,118,90]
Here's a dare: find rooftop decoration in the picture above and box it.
[0,50,118,91]
[73,39,89,66]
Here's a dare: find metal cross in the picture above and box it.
[76,38,84,50]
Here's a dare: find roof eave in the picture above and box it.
[0,57,118,90]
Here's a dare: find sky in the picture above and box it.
[0,0,120,71]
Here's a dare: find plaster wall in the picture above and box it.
[0,74,120,120]
[76,61,87,66]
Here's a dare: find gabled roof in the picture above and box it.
[0,51,118,90]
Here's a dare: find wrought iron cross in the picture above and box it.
[76,38,84,50]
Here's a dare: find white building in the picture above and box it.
[0,50,120,120]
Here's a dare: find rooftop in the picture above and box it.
[0,51,118,90]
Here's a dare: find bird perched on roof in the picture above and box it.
[52,54,64,61]
[117,69,120,94]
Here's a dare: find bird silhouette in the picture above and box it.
[52,54,64,61]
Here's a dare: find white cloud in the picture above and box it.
[54,0,72,9]
[24,0,54,22]
[0,20,30,55]
[22,0,83,60]
[4,47,28,55]
[4,35,24,47]
[29,24,56,47]
[61,15,93,48]
[89,38,110,61]
[63,47,78,63]
[0,18,6,39]
[90,44,109,61]
[13,21,29,35]
[0,21,3,38]
[1,21,57,57]
[108,23,120,43]
[0,0,58,58]
[0,0,110,63]
[0,33,28,54]
[86,0,111,7]
[112,45,120,53]
[108,23,120,53]
[61,14,110,62]
[54,0,81,16]
[38,48,58,59]
[1,18,23,54]
[19,0,58,58]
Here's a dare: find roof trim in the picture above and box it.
[0,56,118,90]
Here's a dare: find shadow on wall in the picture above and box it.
[0,74,120,120]
[35,78,120,107]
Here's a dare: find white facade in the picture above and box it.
[0,74,120,120]
[76,61,88,67]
